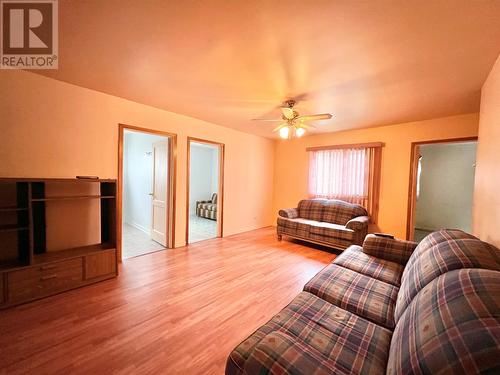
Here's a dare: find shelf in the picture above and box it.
[31,195,116,202]
[0,207,28,212]
[33,243,116,264]
[0,224,29,233]
[0,259,27,272]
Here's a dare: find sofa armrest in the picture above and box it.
[362,234,418,265]
[346,215,370,231]
[278,208,299,219]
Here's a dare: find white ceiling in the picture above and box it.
[36,0,500,138]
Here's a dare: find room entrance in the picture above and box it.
[407,137,478,241]
[186,138,224,244]
[118,125,176,259]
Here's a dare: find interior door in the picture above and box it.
[151,140,168,246]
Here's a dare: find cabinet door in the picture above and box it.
[85,250,116,280]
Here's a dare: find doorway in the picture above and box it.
[186,138,224,244]
[118,125,176,260]
[407,137,478,241]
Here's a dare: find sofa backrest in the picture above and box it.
[403,229,477,273]
[297,199,367,225]
[387,268,500,374]
[297,199,326,222]
[394,229,500,322]
[387,229,500,373]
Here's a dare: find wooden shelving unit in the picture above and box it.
[0,178,118,308]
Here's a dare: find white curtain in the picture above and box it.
[308,148,369,206]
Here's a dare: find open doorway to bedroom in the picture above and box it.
[186,138,224,244]
[118,125,176,260]
[407,137,478,242]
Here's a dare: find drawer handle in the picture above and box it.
[40,274,58,281]
[40,265,57,271]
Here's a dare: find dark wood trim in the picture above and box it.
[406,145,421,241]
[118,124,177,261]
[405,136,478,240]
[0,178,116,182]
[409,136,478,147]
[186,137,225,245]
[306,142,384,152]
[118,126,124,262]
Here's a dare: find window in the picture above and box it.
[307,143,382,222]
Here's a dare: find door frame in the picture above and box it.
[186,137,225,245]
[118,124,177,260]
[405,136,478,241]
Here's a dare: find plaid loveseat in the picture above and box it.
[226,229,500,374]
[277,199,369,249]
[196,193,217,220]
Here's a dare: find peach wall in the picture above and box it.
[473,55,500,248]
[273,114,479,239]
[0,71,275,248]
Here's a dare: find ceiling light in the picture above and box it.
[279,126,290,139]
[295,127,306,138]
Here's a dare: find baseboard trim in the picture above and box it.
[126,221,151,235]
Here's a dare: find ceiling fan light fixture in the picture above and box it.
[295,127,306,138]
[279,126,290,139]
[253,99,332,139]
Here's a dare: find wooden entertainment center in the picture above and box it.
[0,178,118,308]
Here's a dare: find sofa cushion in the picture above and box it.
[309,222,354,240]
[304,264,399,329]
[197,202,216,211]
[394,237,500,322]
[277,217,316,238]
[227,291,391,375]
[387,269,500,375]
[297,199,326,221]
[322,199,368,225]
[334,245,405,287]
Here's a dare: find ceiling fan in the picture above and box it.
[252,100,333,139]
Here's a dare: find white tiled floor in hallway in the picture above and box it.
[189,215,218,243]
[122,223,165,259]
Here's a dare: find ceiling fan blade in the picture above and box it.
[298,123,316,130]
[251,118,283,122]
[297,113,333,121]
[272,123,287,132]
[281,107,295,120]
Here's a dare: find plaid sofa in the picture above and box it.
[226,229,500,375]
[196,193,217,220]
[277,199,369,249]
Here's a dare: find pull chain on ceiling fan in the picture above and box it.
[252,100,333,139]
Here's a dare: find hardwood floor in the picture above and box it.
[0,227,337,375]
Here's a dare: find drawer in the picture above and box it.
[85,249,116,280]
[7,258,83,303]
[8,258,82,283]
[0,274,4,304]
